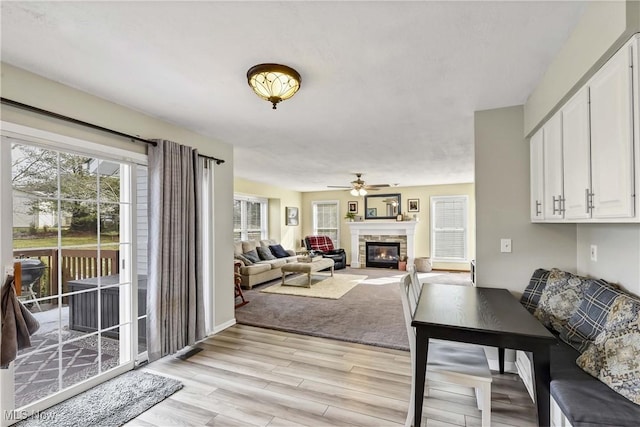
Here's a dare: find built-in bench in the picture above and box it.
[518,269,640,426]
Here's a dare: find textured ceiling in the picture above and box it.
[1,1,586,191]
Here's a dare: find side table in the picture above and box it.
[234,261,249,308]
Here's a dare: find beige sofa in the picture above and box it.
[234,239,300,289]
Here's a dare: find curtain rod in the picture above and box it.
[1,97,225,165]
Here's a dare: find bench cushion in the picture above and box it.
[550,341,640,427]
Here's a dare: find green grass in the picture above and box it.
[13,235,120,249]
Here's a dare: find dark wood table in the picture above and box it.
[411,284,557,427]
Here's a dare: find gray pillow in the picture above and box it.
[243,249,261,263]
[234,254,253,266]
[257,246,276,260]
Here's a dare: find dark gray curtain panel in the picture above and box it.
[147,139,205,362]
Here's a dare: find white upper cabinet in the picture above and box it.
[530,128,544,221]
[590,44,635,219]
[543,112,564,220]
[562,87,592,220]
[530,36,639,223]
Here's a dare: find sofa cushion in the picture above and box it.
[256,246,276,261]
[269,244,290,258]
[239,263,271,276]
[521,268,551,314]
[534,268,588,334]
[561,279,624,352]
[243,249,261,263]
[234,253,254,266]
[257,259,287,269]
[576,294,640,405]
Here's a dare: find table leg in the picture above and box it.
[282,271,286,285]
[307,272,312,287]
[499,347,505,374]
[414,329,429,427]
[533,346,551,427]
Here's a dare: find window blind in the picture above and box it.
[431,196,467,261]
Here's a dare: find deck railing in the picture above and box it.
[13,248,120,298]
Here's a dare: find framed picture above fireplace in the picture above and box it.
[348,201,358,213]
[408,199,420,212]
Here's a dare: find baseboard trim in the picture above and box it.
[212,318,236,334]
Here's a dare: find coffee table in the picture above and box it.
[411,284,557,427]
[280,258,334,287]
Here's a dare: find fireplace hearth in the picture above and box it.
[366,241,400,269]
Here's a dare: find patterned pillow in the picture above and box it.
[521,268,551,313]
[243,249,261,263]
[577,294,640,405]
[256,246,276,261]
[561,279,623,352]
[534,269,588,334]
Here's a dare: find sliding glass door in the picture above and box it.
[1,132,147,418]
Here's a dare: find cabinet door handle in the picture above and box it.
[535,200,542,216]
[552,196,558,214]
[560,196,566,213]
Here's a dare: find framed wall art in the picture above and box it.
[408,199,420,212]
[348,201,358,213]
[286,206,299,226]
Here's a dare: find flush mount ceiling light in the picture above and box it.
[247,63,301,109]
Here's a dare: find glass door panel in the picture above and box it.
[9,140,138,411]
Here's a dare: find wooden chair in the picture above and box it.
[400,269,492,426]
[234,261,249,308]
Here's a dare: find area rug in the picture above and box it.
[237,267,472,350]
[16,370,182,427]
[261,273,367,299]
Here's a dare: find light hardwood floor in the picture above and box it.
[126,324,537,426]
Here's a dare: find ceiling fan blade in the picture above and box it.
[366,184,391,188]
[327,185,351,189]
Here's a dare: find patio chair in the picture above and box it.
[399,270,492,427]
[304,235,347,270]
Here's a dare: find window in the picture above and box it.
[431,196,468,262]
[233,195,267,241]
[312,201,339,244]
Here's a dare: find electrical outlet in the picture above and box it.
[500,238,512,253]
[590,244,597,262]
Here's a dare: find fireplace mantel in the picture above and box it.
[346,221,417,268]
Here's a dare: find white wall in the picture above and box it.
[576,223,640,296]
[474,105,577,294]
[0,62,236,332]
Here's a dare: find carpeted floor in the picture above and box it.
[235,267,472,351]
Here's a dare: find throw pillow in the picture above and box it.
[520,268,551,314]
[256,246,276,261]
[243,249,261,263]
[234,253,253,266]
[576,294,640,405]
[269,244,290,258]
[561,279,623,352]
[534,268,589,334]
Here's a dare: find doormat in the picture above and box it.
[15,370,182,427]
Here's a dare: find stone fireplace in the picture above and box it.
[346,221,417,268]
[366,241,401,268]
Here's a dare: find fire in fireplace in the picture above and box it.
[366,241,401,268]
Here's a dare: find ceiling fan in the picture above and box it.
[327,173,390,196]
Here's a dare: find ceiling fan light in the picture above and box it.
[247,63,301,109]
[350,188,359,196]
[359,188,367,196]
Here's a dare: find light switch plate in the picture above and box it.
[500,238,512,253]
[590,245,597,262]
